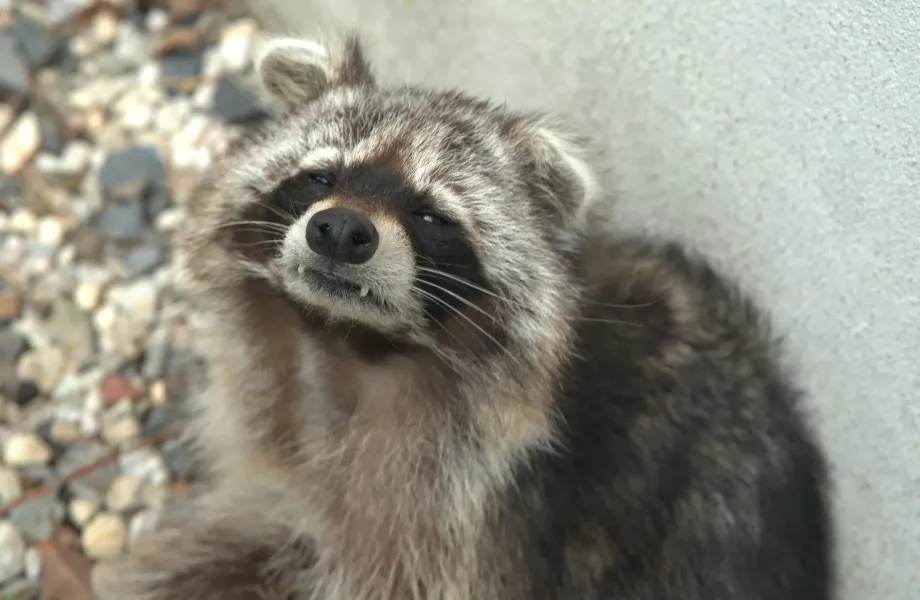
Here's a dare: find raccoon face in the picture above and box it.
[218,34,601,351]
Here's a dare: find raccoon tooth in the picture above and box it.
[359,285,370,298]
[297,265,305,275]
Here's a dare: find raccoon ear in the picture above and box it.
[255,34,375,109]
[512,118,601,228]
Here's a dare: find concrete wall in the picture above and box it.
[250,1,920,597]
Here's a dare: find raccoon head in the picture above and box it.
[185,34,604,360]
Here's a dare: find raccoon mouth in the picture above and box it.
[297,265,375,302]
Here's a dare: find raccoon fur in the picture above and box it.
[99,33,834,600]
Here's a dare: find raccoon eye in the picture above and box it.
[307,172,335,187]
[413,210,454,226]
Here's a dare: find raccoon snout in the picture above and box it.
[307,207,379,265]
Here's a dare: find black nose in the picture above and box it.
[306,207,379,264]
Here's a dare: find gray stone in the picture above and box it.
[0,34,30,98]
[118,447,169,486]
[0,521,26,584]
[161,438,194,481]
[16,465,56,486]
[159,50,204,92]
[58,444,118,504]
[142,404,182,438]
[0,178,23,210]
[45,296,96,365]
[46,0,93,28]
[124,239,166,275]
[94,198,145,241]
[52,368,104,428]
[98,145,166,201]
[71,226,106,261]
[0,362,16,398]
[211,75,267,123]
[35,103,68,156]
[10,15,65,70]
[0,577,37,598]
[141,324,171,381]
[0,330,26,363]
[8,496,64,543]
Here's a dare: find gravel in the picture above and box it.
[0,0,268,595]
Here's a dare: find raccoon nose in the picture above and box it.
[306,207,379,264]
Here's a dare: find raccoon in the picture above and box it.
[99,33,834,600]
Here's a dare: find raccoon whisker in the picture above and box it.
[222,228,286,239]
[261,202,298,225]
[415,279,501,325]
[231,239,284,247]
[415,295,478,367]
[215,220,291,234]
[571,317,645,328]
[413,287,523,368]
[416,266,657,311]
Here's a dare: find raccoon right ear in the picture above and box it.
[255,34,375,110]
[510,117,602,230]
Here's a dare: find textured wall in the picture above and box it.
[251,0,920,597]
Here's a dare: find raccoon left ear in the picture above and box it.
[255,33,375,110]
[511,118,601,228]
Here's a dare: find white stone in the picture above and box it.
[138,61,160,87]
[17,346,67,393]
[140,482,167,510]
[154,100,192,135]
[82,512,126,560]
[122,104,154,131]
[75,281,104,311]
[109,279,160,326]
[49,421,82,444]
[0,112,41,176]
[37,216,66,248]
[8,209,37,235]
[0,521,26,583]
[2,432,52,467]
[0,466,23,504]
[193,81,216,108]
[80,388,104,437]
[106,475,145,512]
[149,380,168,406]
[118,448,170,486]
[24,546,41,581]
[155,208,184,232]
[102,413,140,446]
[145,8,170,33]
[91,10,119,47]
[219,19,258,72]
[69,31,97,59]
[68,497,99,528]
[128,509,160,546]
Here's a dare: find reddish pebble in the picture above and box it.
[100,373,142,405]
